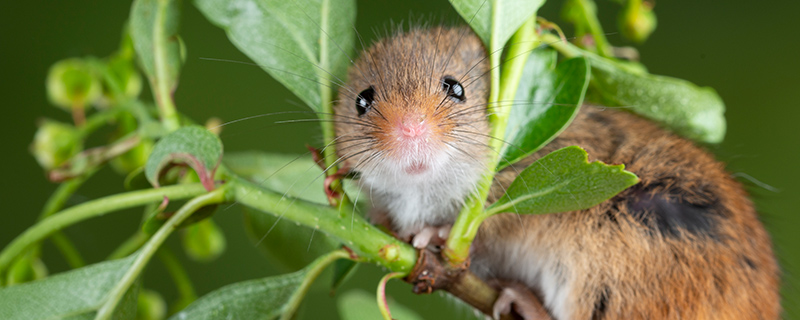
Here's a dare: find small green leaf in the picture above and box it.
[448,0,544,50]
[487,146,639,215]
[0,255,138,320]
[181,218,226,262]
[337,290,423,320]
[131,0,183,91]
[587,55,726,143]
[193,0,355,111]
[500,50,590,169]
[145,126,223,191]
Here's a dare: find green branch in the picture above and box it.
[444,17,538,265]
[228,176,416,273]
[0,183,208,276]
[95,186,228,320]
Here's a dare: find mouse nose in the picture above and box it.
[398,116,428,138]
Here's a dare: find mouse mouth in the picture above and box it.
[404,161,428,175]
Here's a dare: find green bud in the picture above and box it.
[31,120,82,170]
[111,113,151,174]
[619,0,657,43]
[181,219,226,262]
[5,254,48,286]
[100,55,142,106]
[46,58,102,110]
[136,289,167,320]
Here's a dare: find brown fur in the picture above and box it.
[476,107,781,319]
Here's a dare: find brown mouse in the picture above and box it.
[333,26,781,319]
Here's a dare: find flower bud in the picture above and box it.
[136,289,166,320]
[101,55,142,106]
[619,0,657,43]
[31,120,82,170]
[181,219,226,262]
[46,58,102,110]
[111,114,151,174]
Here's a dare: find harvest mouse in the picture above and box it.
[332,27,781,319]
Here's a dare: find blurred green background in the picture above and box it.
[1,0,798,319]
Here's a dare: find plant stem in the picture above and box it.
[0,183,208,275]
[49,232,85,268]
[36,172,93,268]
[377,272,405,320]
[152,0,180,132]
[94,186,228,320]
[156,247,197,305]
[572,0,613,57]
[280,250,349,320]
[229,176,416,273]
[39,175,89,220]
[78,108,124,139]
[542,33,583,58]
[444,18,538,265]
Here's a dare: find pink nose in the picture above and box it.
[399,119,426,138]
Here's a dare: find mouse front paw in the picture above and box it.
[493,283,551,320]
[411,224,451,249]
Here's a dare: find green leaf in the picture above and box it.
[500,50,590,169]
[0,255,138,320]
[130,0,183,91]
[193,0,355,111]
[169,251,346,320]
[448,0,544,50]
[587,56,726,143]
[487,146,639,215]
[337,290,423,320]
[168,273,303,319]
[145,126,223,191]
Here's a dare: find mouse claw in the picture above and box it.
[411,225,452,249]
[492,284,551,320]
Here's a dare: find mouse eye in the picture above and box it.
[355,87,375,116]
[442,76,466,103]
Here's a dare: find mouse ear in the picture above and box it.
[442,76,466,103]
[355,86,376,116]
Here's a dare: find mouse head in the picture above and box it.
[333,27,491,180]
